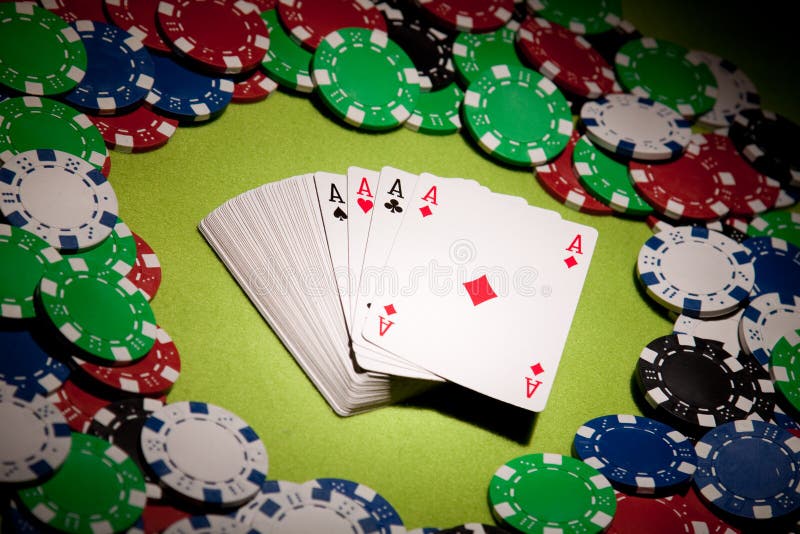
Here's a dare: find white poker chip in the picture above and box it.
[163,514,243,534]
[0,382,72,483]
[740,292,800,369]
[693,50,760,128]
[0,148,118,251]
[140,401,268,506]
[637,225,755,318]
[673,308,745,357]
[580,93,692,161]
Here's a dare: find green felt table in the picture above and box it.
[78,0,800,529]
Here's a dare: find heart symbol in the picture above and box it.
[357,198,373,213]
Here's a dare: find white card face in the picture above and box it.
[347,166,379,325]
[315,172,350,326]
[361,189,598,412]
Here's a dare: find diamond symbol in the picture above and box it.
[564,256,577,269]
[419,205,432,217]
[384,304,396,315]
[530,363,544,376]
[463,275,497,306]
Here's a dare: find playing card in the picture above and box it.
[315,171,350,325]
[347,166,379,325]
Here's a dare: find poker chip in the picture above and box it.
[742,236,800,298]
[636,225,754,318]
[615,38,717,118]
[312,27,420,131]
[126,231,163,301]
[439,525,510,534]
[278,0,387,51]
[693,50,759,128]
[141,503,192,534]
[636,334,774,434]
[739,292,800,369]
[607,492,701,534]
[673,308,744,358]
[404,82,463,135]
[748,211,800,249]
[379,1,456,91]
[0,2,86,95]
[584,18,641,65]
[516,16,619,99]
[88,397,165,501]
[572,134,653,215]
[489,453,616,533]
[0,149,119,252]
[63,21,155,115]
[89,105,179,153]
[771,329,800,413]
[629,134,731,221]
[17,432,146,533]
[146,53,234,123]
[0,383,72,484]
[74,326,181,396]
[104,0,171,52]
[48,379,112,432]
[0,325,70,395]
[0,96,109,170]
[776,186,800,209]
[39,258,157,362]
[163,514,242,534]
[573,414,697,495]
[157,0,269,74]
[415,0,514,32]
[140,401,268,506]
[40,0,108,23]
[463,64,572,167]
[728,108,800,188]
[62,218,137,277]
[307,478,405,533]
[694,419,800,520]
[232,69,278,103]
[408,528,441,534]
[580,94,692,161]
[259,9,314,93]
[527,0,623,34]
[0,225,65,319]
[452,27,524,87]
[534,130,613,215]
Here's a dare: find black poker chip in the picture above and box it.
[439,524,514,534]
[728,108,800,188]
[636,334,775,436]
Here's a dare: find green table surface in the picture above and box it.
[28,0,800,529]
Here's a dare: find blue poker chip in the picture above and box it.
[0,326,70,395]
[309,478,405,533]
[145,53,234,123]
[742,236,800,298]
[694,419,800,520]
[573,414,697,494]
[64,21,154,114]
[771,405,800,431]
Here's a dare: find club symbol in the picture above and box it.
[384,199,403,214]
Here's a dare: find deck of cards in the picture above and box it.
[200,167,599,416]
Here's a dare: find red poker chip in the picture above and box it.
[48,379,112,432]
[516,16,619,99]
[90,106,179,153]
[141,503,192,533]
[74,326,181,396]
[40,0,108,23]
[101,154,111,177]
[679,486,742,534]
[277,0,388,50]
[629,133,733,221]
[608,492,708,534]
[248,0,278,9]
[126,232,163,301]
[157,0,270,74]
[104,0,171,52]
[415,0,514,32]
[534,130,613,215]
[233,69,279,103]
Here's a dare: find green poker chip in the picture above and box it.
[770,330,800,413]
[39,261,157,363]
[452,27,525,87]
[17,433,146,534]
[0,2,86,95]
[312,27,419,131]
[0,224,65,319]
[572,135,653,215]
[0,96,108,170]
[489,453,616,534]
[63,219,138,278]
[404,82,463,135]
[615,37,718,118]
[527,0,623,34]
[463,64,572,167]
[260,9,314,93]
[748,211,800,249]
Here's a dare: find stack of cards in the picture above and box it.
[199,167,598,416]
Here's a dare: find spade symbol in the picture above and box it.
[333,207,347,221]
[384,199,403,214]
